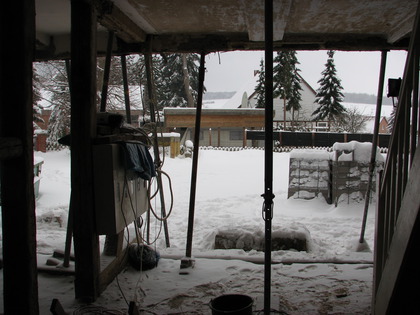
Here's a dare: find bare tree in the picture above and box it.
[332,107,371,133]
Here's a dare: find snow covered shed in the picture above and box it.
[164,107,266,147]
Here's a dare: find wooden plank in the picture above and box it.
[0,137,22,160]
[70,0,100,302]
[374,148,420,314]
[0,0,39,314]
[165,114,266,128]
[96,0,146,43]
[98,244,130,294]
[117,33,401,55]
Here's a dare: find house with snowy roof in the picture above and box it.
[216,71,330,131]
[247,73,318,129]
[164,72,318,147]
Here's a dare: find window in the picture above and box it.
[229,130,243,141]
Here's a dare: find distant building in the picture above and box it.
[247,73,318,129]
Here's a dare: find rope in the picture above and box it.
[147,168,174,222]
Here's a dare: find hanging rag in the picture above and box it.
[120,142,156,180]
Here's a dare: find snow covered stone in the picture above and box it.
[214,226,310,252]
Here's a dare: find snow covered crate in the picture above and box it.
[288,141,384,206]
[288,149,332,202]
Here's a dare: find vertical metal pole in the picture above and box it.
[183,52,206,266]
[410,48,419,164]
[100,31,114,113]
[359,50,387,244]
[263,0,274,313]
[144,53,170,247]
[121,55,132,124]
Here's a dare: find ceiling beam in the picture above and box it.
[240,0,292,41]
[116,33,409,55]
[95,0,146,43]
[388,11,416,44]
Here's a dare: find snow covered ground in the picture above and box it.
[1,148,376,314]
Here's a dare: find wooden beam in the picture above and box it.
[0,0,39,314]
[98,244,129,294]
[96,0,146,43]
[36,31,410,62]
[71,0,100,302]
[374,148,420,314]
[117,33,407,54]
[0,137,23,160]
[165,114,266,128]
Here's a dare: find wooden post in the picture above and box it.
[100,31,114,113]
[0,1,39,314]
[209,128,212,146]
[121,54,132,124]
[71,0,100,301]
[183,52,206,266]
[218,127,221,147]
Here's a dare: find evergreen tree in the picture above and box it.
[254,58,265,108]
[286,51,302,126]
[159,53,201,108]
[273,51,292,102]
[312,50,346,129]
[273,50,302,129]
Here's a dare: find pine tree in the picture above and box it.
[254,58,265,108]
[312,50,346,129]
[286,51,302,126]
[159,53,201,108]
[273,50,302,129]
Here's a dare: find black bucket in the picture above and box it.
[210,294,253,315]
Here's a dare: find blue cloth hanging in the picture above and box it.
[120,142,156,180]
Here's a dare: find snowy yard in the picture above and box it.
[1,148,376,314]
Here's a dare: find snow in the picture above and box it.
[290,149,331,160]
[333,141,385,163]
[202,99,231,109]
[0,148,376,314]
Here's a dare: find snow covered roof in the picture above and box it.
[222,76,259,109]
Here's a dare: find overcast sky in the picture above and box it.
[204,50,408,95]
